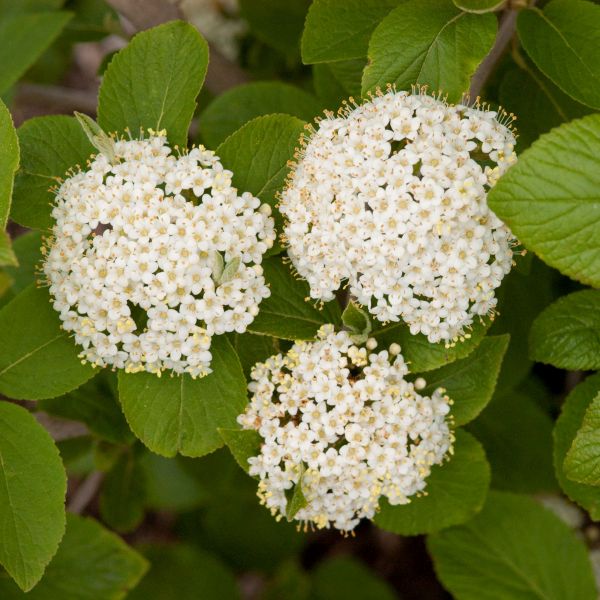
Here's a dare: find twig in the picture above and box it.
[68,471,104,514]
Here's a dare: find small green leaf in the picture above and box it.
[286,467,308,521]
[374,430,489,535]
[219,428,262,474]
[98,21,209,147]
[362,0,497,100]
[564,393,600,486]
[301,0,402,64]
[0,514,148,599]
[219,257,241,285]
[0,11,72,95]
[11,115,94,230]
[0,230,17,267]
[372,317,491,372]
[428,491,598,600]
[529,290,600,371]
[517,0,600,110]
[3,230,42,295]
[342,301,371,336]
[554,373,600,519]
[0,100,19,229]
[488,114,600,287]
[209,250,224,283]
[0,401,67,591]
[422,335,509,427]
[118,335,247,458]
[0,285,96,400]
[200,82,321,148]
[452,0,504,12]
[74,111,116,163]
[248,256,341,340]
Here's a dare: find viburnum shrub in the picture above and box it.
[0,0,599,598]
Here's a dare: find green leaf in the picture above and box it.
[0,100,19,229]
[248,256,341,340]
[422,335,509,427]
[517,0,600,110]
[39,372,132,444]
[0,231,17,267]
[362,0,497,101]
[73,111,116,163]
[313,58,366,108]
[374,430,490,535]
[452,0,504,12]
[564,392,600,486]
[554,373,600,519]
[286,468,308,521]
[118,335,247,458]
[219,428,261,474]
[200,82,321,148]
[97,21,209,147]
[2,231,42,294]
[128,543,240,600]
[468,390,557,494]
[231,331,279,378]
[488,114,600,287]
[100,449,146,533]
[301,0,402,64]
[312,557,396,600]
[341,301,371,337]
[529,290,600,371]
[0,285,96,400]
[11,115,94,230]
[0,11,72,95]
[0,402,66,591]
[427,491,598,600]
[372,316,491,372]
[0,514,148,599]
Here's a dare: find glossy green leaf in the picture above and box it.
[362,0,497,100]
[374,430,489,535]
[0,11,72,94]
[452,0,504,12]
[118,335,246,458]
[554,373,600,519]
[341,301,371,337]
[98,21,208,147]
[428,491,597,600]
[0,402,66,591]
[219,428,261,474]
[422,335,509,427]
[0,100,18,229]
[488,114,600,287]
[301,0,402,64]
[285,470,308,521]
[0,514,148,599]
[11,115,94,230]
[564,392,600,486]
[200,82,321,148]
[248,256,341,340]
[517,0,600,109]
[0,285,96,400]
[313,58,366,108]
[530,290,600,371]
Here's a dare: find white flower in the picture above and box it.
[238,324,453,532]
[43,132,275,378]
[280,88,518,344]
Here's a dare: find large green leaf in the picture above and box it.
[0,100,18,229]
[428,491,597,600]
[0,402,66,591]
[11,115,94,230]
[128,544,240,600]
[247,256,341,340]
[313,58,366,109]
[529,290,600,371]
[0,514,148,599]
[200,82,321,148]
[219,428,261,474]
[231,331,279,378]
[372,317,491,373]
[2,230,43,295]
[0,231,16,267]
[362,0,497,100]
[517,0,600,110]
[422,335,509,427]
[488,114,600,287]
[98,21,208,147]
[468,390,557,494]
[118,335,246,458]
[554,373,600,519]
[452,0,504,12]
[374,430,489,535]
[564,392,600,486]
[0,11,72,94]
[0,285,96,400]
[301,0,402,64]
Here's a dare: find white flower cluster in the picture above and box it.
[280,89,518,344]
[43,133,275,377]
[238,325,453,531]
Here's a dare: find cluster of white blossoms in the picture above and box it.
[237,325,453,531]
[280,89,518,344]
[43,133,275,377]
